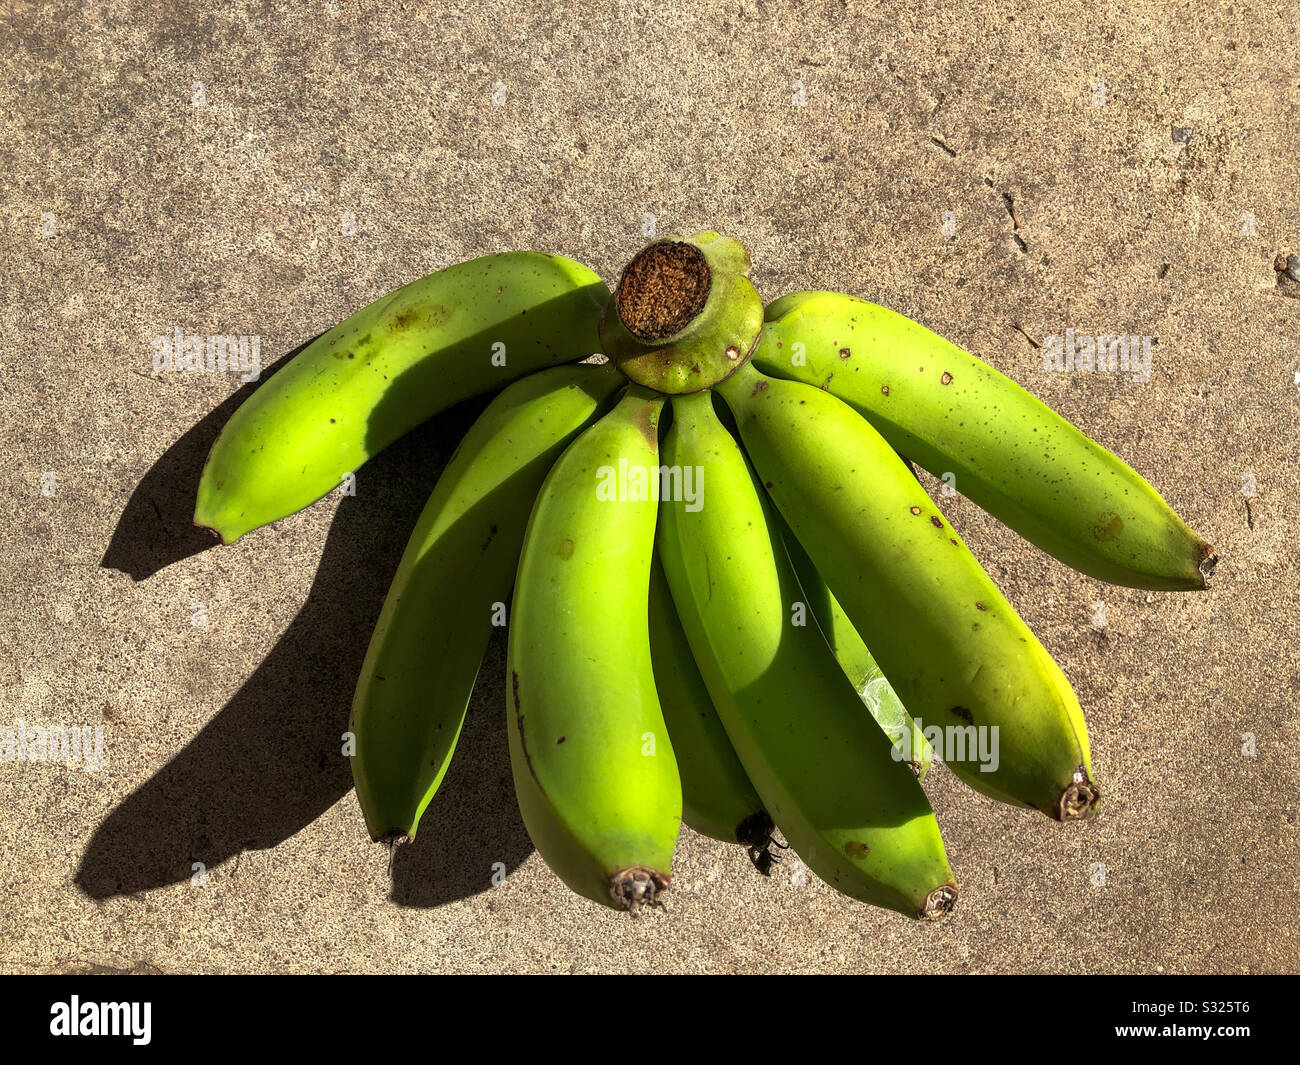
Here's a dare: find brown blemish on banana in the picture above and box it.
[975,601,986,611]
[838,347,851,359]
[909,505,922,515]
[610,867,669,912]
[949,705,974,723]
[636,400,660,449]
[843,840,870,859]
[1092,513,1123,541]
[751,379,769,397]
[930,516,943,528]
[725,345,741,361]
[941,371,953,385]
[881,384,890,395]
[512,671,536,780]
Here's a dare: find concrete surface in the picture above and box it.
[1,1,1297,974]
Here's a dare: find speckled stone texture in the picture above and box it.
[1,1,1296,974]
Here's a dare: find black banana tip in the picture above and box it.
[1057,771,1101,821]
[921,885,958,921]
[1197,542,1219,587]
[609,867,670,913]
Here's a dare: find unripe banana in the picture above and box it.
[752,291,1214,590]
[658,390,957,919]
[776,518,934,779]
[507,387,682,911]
[349,363,623,843]
[717,362,1098,821]
[195,253,608,544]
[648,556,774,857]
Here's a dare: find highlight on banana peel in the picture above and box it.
[196,230,1215,919]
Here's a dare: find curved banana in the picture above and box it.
[658,390,957,919]
[648,555,774,858]
[195,253,609,544]
[349,363,623,843]
[507,387,682,911]
[776,517,934,779]
[718,361,1098,821]
[752,291,1214,590]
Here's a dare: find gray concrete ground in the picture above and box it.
[0,1,1296,973]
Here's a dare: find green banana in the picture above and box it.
[776,517,934,779]
[349,363,623,843]
[752,291,1214,590]
[658,390,957,919]
[195,252,608,544]
[648,555,774,858]
[507,387,682,911]
[717,361,1098,821]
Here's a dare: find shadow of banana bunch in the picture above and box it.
[85,341,527,908]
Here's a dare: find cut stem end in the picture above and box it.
[615,241,711,340]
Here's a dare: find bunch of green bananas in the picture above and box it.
[195,231,1214,919]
